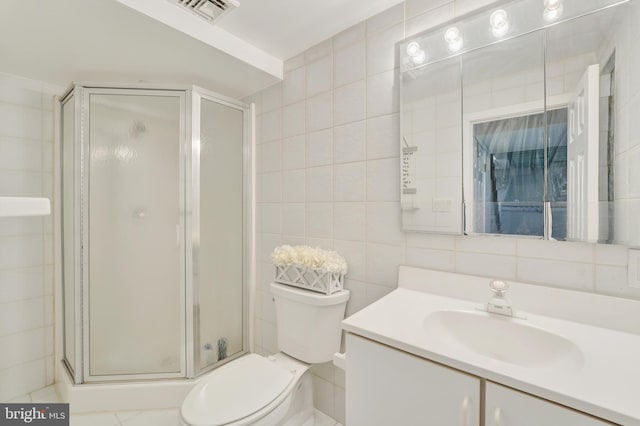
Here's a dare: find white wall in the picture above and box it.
[246,0,638,422]
[0,72,58,401]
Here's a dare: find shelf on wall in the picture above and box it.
[0,197,51,217]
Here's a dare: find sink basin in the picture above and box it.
[423,310,583,368]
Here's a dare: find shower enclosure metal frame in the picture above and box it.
[60,82,252,384]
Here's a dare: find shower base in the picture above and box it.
[56,364,197,413]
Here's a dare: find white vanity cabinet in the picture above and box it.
[485,382,615,426]
[346,334,481,426]
[346,333,617,426]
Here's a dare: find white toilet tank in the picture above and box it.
[270,282,349,364]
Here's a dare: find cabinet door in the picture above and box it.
[346,334,480,426]
[485,382,615,426]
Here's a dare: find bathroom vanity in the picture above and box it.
[342,267,640,426]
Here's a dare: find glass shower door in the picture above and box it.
[195,96,245,373]
[85,90,185,380]
[61,93,80,378]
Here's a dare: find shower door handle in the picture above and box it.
[492,407,502,426]
[461,396,470,426]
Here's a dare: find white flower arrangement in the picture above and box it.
[271,245,347,274]
[271,245,347,294]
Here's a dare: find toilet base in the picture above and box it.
[279,371,313,426]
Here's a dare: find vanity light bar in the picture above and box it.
[399,0,626,72]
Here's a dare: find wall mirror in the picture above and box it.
[400,0,640,246]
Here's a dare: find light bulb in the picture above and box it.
[406,41,421,57]
[412,50,426,65]
[544,0,562,10]
[444,27,460,43]
[444,27,463,52]
[490,9,509,37]
[543,0,563,21]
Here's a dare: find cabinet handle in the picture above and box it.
[493,407,502,426]
[461,396,470,426]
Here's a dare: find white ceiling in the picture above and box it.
[0,0,404,99]
[216,0,404,60]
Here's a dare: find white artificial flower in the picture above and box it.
[271,245,347,274]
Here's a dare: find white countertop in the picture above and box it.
[342,268,640,426]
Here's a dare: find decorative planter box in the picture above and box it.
[274,264,344,295]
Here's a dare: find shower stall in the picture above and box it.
[60,83,251,384]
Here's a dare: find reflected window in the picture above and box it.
[473,109,567,237]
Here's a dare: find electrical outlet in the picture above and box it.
[628,249,640,288]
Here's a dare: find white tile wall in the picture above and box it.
[333,163,365,202]
[306,129,333,167]
[332,23,366,52]
[406,3,455,37]
[333,81,365,126]
[282,170,305,202]
[306,93,333,133]
[283,67,306,106]
[246,0,638,421]
[366,23,403,76]
[306,167,333,202]
[260,140,281,173]
[305,40,333,64]
[305,203,333,237]
[0,72,56,402]
[366,114,399,160]
[282,204,305,236]
[261,109,282,143]
[261,83,282,113]
[366,70,399,118]
[366,158,399,201]
[334,42,365,88]
[333,121,365,164]
[281,136,306,170]
[307,56,333,98]
[282,101,306,137]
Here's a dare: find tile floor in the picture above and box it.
[9,385,344,426]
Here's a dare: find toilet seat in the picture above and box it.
[181,282,348,426]
[180,354,306,426]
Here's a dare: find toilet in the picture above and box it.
[180,282,350,426]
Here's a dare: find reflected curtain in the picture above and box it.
[473,109,567,236]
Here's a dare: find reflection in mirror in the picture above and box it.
[470,109,567,237]
[401,58,462,233]
[461,32,546,238]
[399,0,640,246]
[544,9,618,243]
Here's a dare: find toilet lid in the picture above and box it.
[182,354,294,426]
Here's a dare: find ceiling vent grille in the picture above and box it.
[172,0,240,23]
